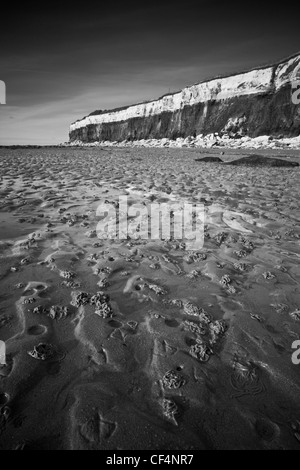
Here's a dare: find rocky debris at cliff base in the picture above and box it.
[66,134,300,150]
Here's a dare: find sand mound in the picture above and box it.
[195,156,224,163]
[226,154,299,167]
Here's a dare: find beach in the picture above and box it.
[0,146,300,450]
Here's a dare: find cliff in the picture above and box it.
[69,53,300,143]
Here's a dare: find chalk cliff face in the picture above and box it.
[69,53,300,143]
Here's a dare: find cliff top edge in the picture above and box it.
[71,50,300,125]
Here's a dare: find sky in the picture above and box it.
[0,1,299,145]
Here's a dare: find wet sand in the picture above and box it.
[0,147,300,450]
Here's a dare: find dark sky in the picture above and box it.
[0,1,299,144]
